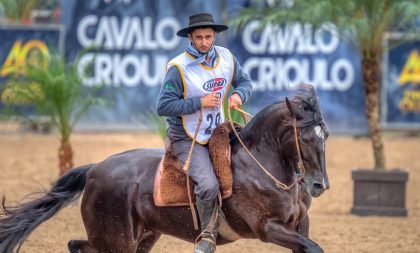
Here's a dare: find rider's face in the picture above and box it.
[188,28,216,53]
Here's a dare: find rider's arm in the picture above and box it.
[156,66,201,117]
[231,55,253,103]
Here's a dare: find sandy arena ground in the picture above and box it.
[0,129,419,253]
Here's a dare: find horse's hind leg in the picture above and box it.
[68,240,97,253]
[136,230,161,253]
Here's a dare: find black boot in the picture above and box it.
[194,197,218,253]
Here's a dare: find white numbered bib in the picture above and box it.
[167,46,234,144]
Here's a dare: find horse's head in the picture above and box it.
[239,84,329,198]
[283,85,329,198]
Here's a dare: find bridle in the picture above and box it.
[228,107,306,191]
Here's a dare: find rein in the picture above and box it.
[183,109,203,230]
[227,107,305,191]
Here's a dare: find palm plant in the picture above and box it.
[0,0,39,23]
[2,53,103,175]
[232,0,420,170]
[134,108,168,141]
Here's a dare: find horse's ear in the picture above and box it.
[285,97,296,118]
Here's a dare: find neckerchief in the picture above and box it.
[186,41,216,67]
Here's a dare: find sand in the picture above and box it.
[0,131,419,253]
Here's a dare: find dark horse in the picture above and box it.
[0,84,329,253]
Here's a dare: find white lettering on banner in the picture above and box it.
[243,57,354,92]
[77,15,180,50]
[243,21,339,54]
[242,21,355,91]
[78,53,168,87]
[76,15,180,87]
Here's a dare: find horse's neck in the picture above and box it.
[233,133,296,183]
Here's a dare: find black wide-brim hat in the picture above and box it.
[177,12,228,37]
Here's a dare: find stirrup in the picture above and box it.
[194,231,216,253]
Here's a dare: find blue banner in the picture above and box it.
[60,0,372,134]
[0,24,63,110]
[61,0,222,129]
[226,0,367,134]
[382,36,420,129]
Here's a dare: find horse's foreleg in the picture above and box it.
[294,215,309,237]
[68,240,98,253]
[292,215,310,253]
[257,218,323,253]
[136,230,161,253]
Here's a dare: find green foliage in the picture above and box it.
[2,53,104,141]
[0,0,59,23]
[0,0,38,22]
[135,109,168,141]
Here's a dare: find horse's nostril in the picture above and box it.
[313,183,324,190]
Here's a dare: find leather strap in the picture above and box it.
[228,107,304,190]
[183,109,203,230]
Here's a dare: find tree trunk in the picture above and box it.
[58,139,73,176]
[361,50,386,170]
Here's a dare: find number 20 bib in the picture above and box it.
[167,46,234,144]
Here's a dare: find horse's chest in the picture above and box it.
[270,197,307,228]
[289,200,308,228]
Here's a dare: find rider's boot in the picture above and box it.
[194,197,218,253]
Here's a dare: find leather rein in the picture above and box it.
[228,107,305,191]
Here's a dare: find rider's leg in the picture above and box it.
[194,196,218,253]
[171,139,219,253]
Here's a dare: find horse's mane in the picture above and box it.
[241,84,327,142]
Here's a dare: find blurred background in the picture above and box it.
[0,0,420,252]
[1,0,419,134]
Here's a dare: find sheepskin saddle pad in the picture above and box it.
[153,122,242,206]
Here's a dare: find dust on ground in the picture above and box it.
[0,131,419,253]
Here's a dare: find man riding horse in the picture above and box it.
[156,12,253,253]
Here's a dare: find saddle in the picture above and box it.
[153,122,242,206]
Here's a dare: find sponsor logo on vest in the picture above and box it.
[203,78,226,92]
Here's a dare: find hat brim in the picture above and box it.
[176,23,228,37]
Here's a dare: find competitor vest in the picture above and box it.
[167,46,234,144]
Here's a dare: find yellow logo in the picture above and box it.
[0,40,49,77]
[397,50,420,112]
[398,50,420,86]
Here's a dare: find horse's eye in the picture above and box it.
[300,137,311,145]
[299,133,312,145]
[299,105,308,111]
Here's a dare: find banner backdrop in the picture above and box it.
[382,35,420,129]
[60,0,370,134]
[61,0,222,129]
[226,0,367,134]
[0,25,63,110]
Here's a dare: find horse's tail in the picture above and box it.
[0,163,94,253]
